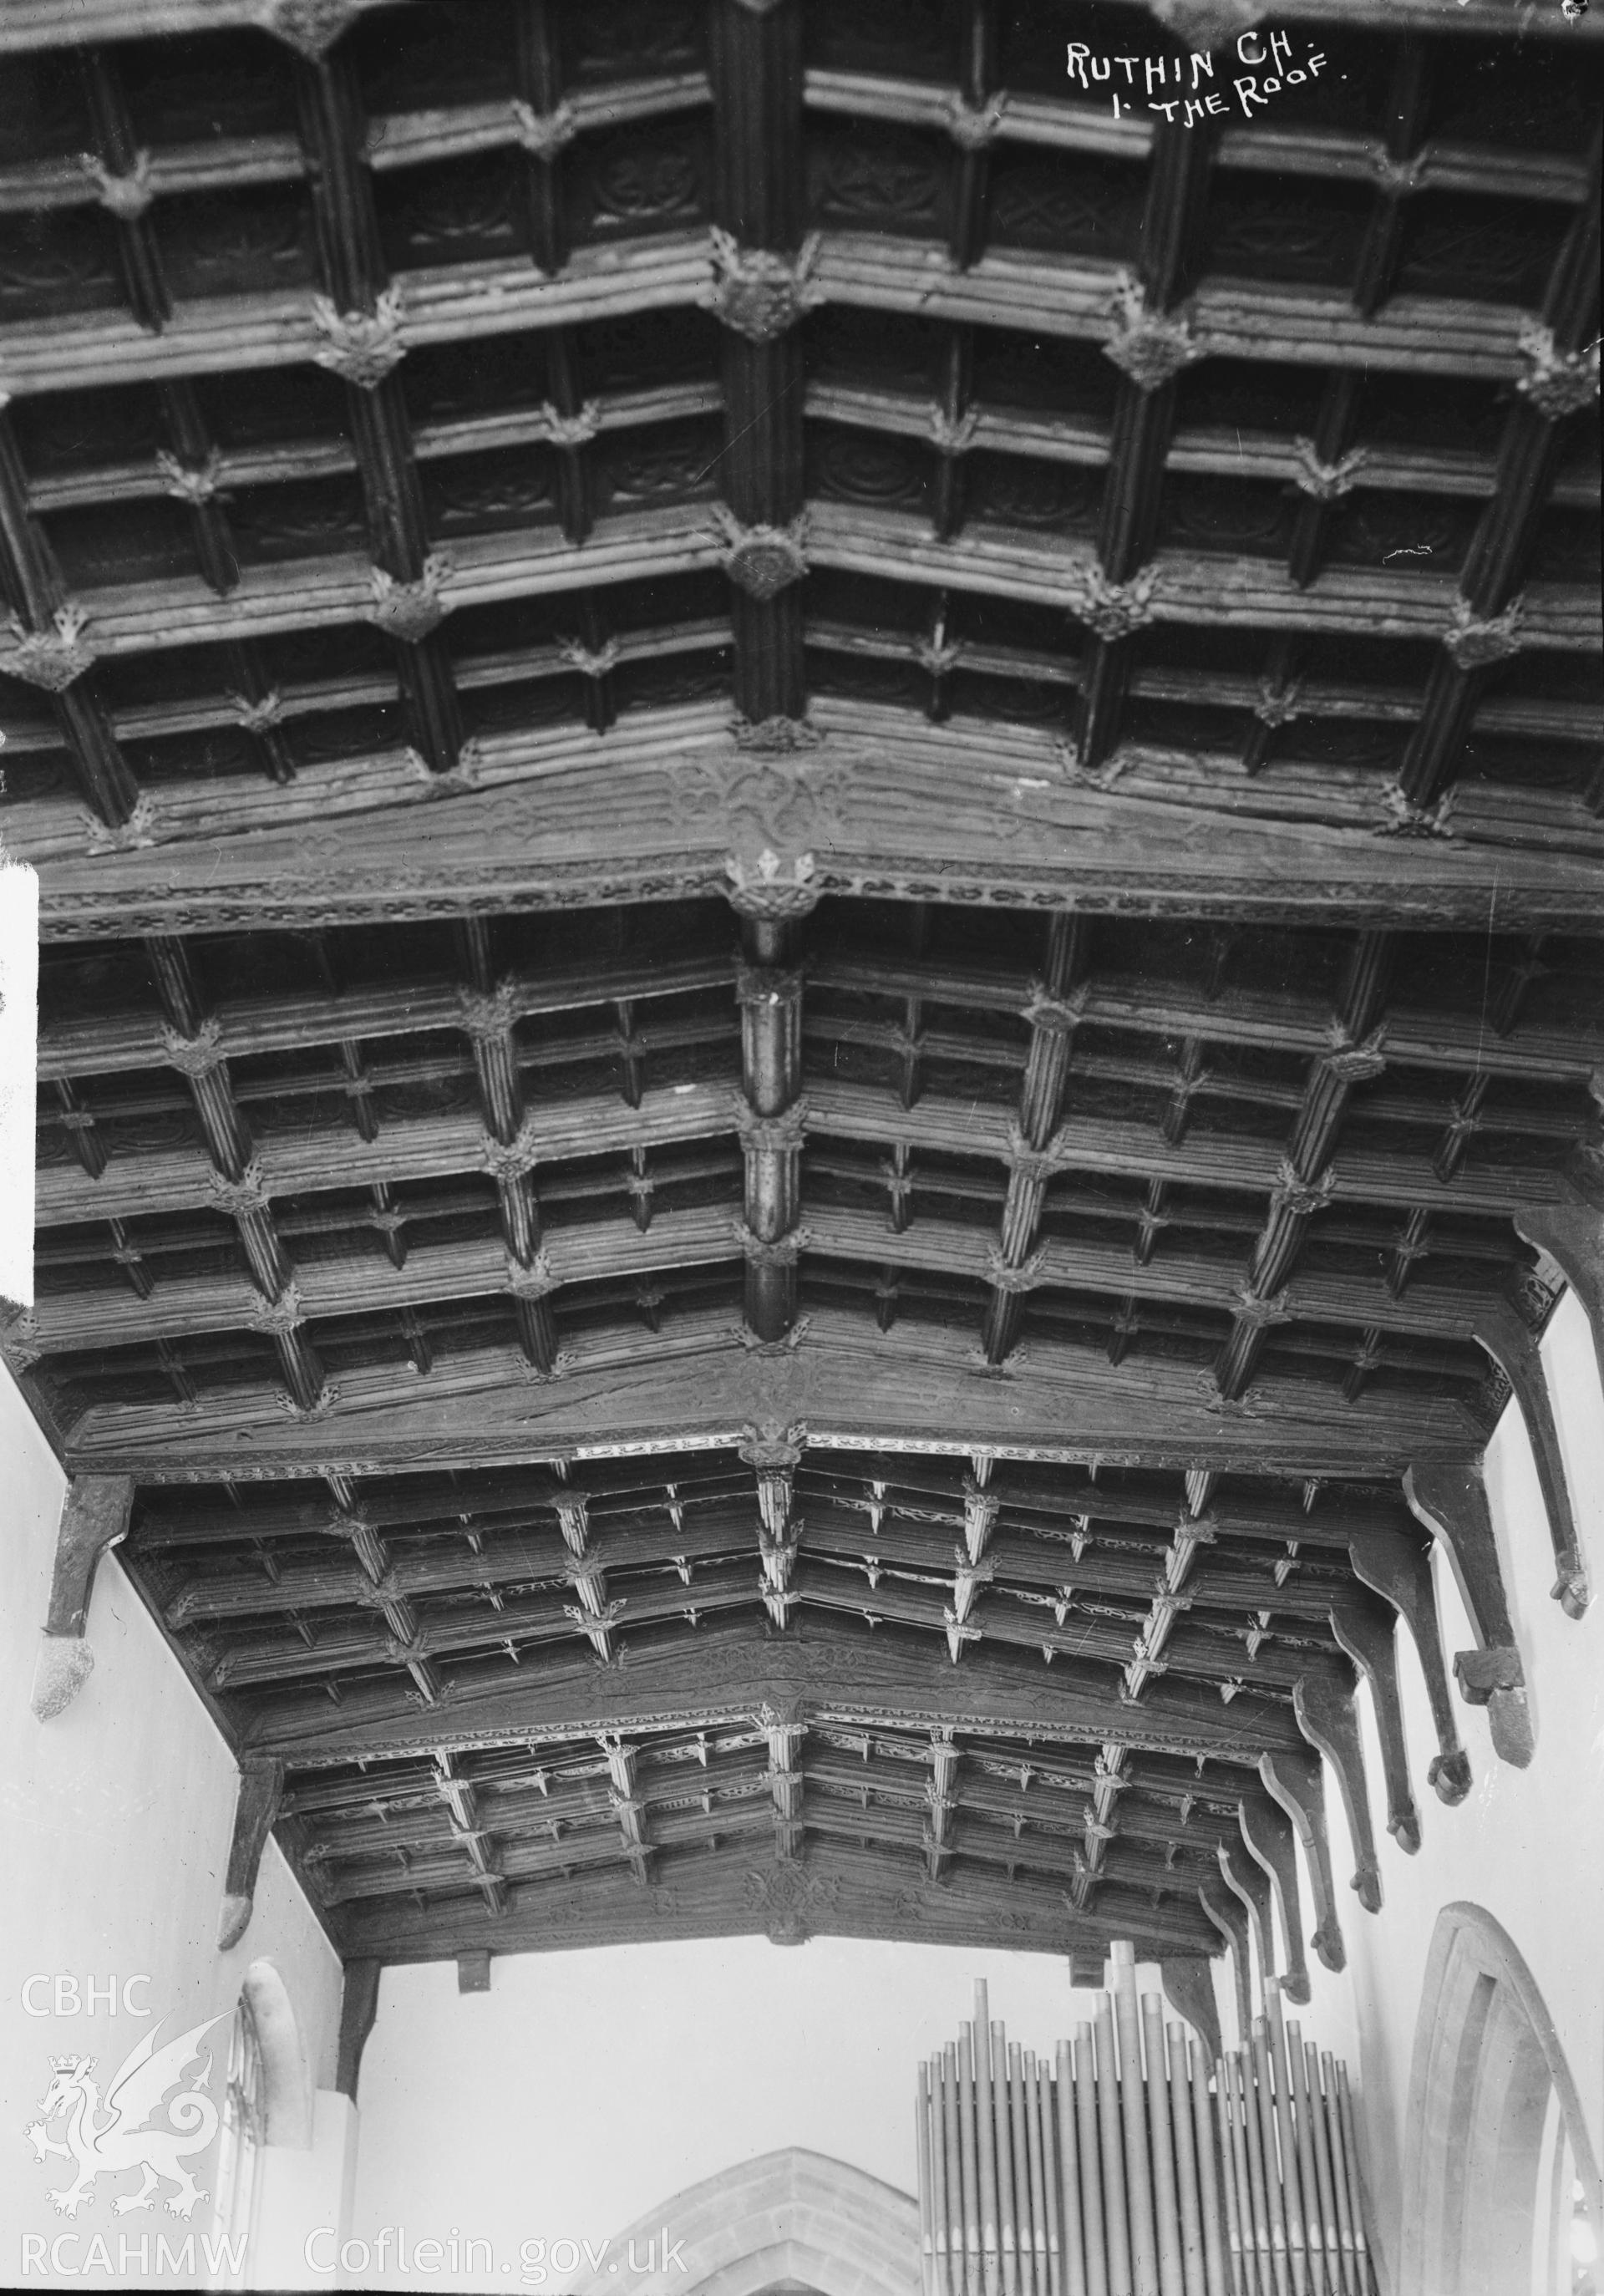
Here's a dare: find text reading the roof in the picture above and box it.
[1067,30,1328,122]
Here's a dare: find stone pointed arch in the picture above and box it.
[1399,1902,1602,2296]
[572,2146,920,2296]
[240,1958,311,2147]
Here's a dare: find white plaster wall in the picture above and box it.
[0,1369,344,2290]
[1267,1292,1604,2295]
[349,1938,1164,2292]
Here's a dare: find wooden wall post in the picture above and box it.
[335,1958,382,2101]
[218,1757,285,1951]
[1404,1460,1535,1767]
[31,1475,135,1719]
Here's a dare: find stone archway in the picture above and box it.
[241,1958,311,2148]
[571,2147,920,2296]
[1399,1902,1602,2296]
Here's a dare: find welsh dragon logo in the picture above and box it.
[25,2015,225,2220]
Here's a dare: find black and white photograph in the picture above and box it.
[0,0,1600,2290]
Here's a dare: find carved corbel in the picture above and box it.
[1345,1526,1469,1805]
[1470,1295,1588,1618]
[335,1958,382,2100]
[218,1758,286,1951]
[1258,1745,1344,1974]
[1292,1668,1383,1914]
[1160,1957,1223,2068]
[1237,1791,1311,2005]
[1515,1191,1604,1399]
[1216,1837,1277,1998]
[31,1476,135,1720]
[1404,1460,1534,1768]
[1325,1587,1421,1856]
[1197,1872,1254,2042]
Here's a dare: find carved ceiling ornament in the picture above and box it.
[1443,596,1526,670]
[1378,783,1455,840]
[1515,318,1600,421]
[1289,439,1368,501]
[309,286,407,389]
[743,1859,840,1944]
[4,603,96,692]
[161,1019,227,1079]
[77,150,155,219]
[256,0,360,58]
[672,721,846,918]
[0,1306,42,1375]
[702,229,824,343]
[1067,561,1162,643]
[1102,273,1206,394]
[1143,0,1266,41]
[944,94,1008,151]
[511,99,580,161]
[156,449,225,505]
[1253,677,1304,727]
[539,400,602,449]
[366,551,455,643]
[714,507,811,600]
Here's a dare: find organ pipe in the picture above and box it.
[916,1961,1376,2296]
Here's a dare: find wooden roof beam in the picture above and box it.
[1396,151,1601,823]
[7,511,1591,678]
[327,1834,1217,1965]
[0,230,1575,400]
[235,1613,1309,1769]
[40,942,1600,1090]
[58,1303,1495,1484]
[27,719,1604,937]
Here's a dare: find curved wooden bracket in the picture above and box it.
[1515,1192,1604,1400]
[1327,1583,1421,1855]
[1404,1460,1534,1769]
[1198,1872,1253,2042]
[1160,1955,1223,2067]
[31,1476,135,1721]
[1292,1668,1382,1913]
[1258,1744,1344,1974]
[1347,1525,1470,1806]
[1216,1834,1277,1995]
[335,1958,381,2101]
[1472,1295,1588,1618]
[218,1757,284,1952]
[1238,1790,1311,2004]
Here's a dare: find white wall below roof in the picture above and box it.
[1259,1290,1604,2296]
[349,1938,1170,2293]
[0,1368,344,2293]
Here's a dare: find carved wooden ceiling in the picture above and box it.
[3,0,1601,2014]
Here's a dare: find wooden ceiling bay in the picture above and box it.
[3,0,1600,2054]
